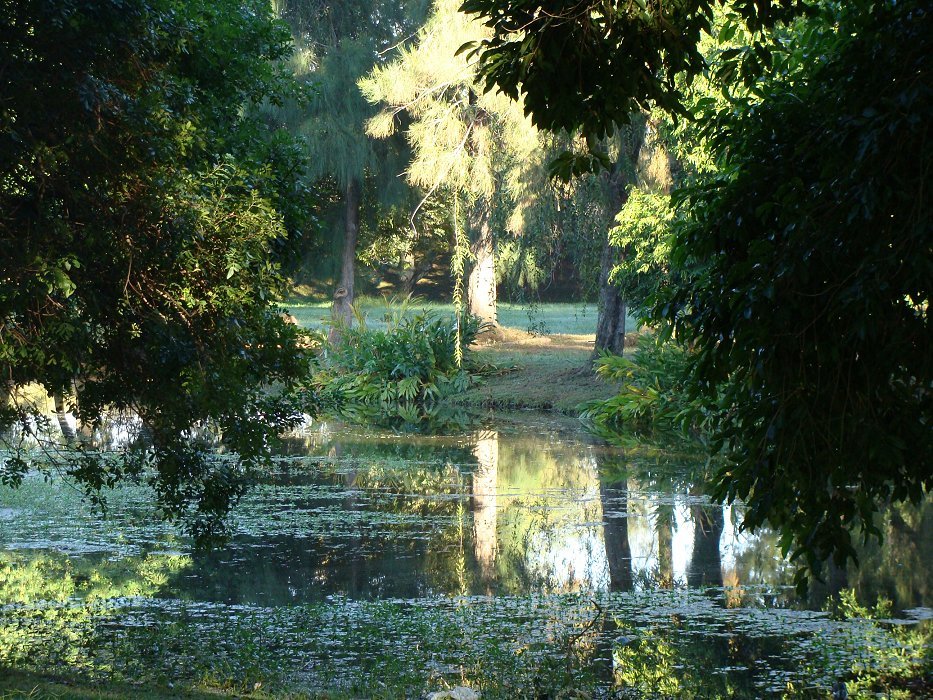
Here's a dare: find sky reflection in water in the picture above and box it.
[0,414,929,696]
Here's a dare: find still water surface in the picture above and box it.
[0,414,929,696]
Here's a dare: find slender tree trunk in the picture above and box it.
[329,177,361,344]
[467,200,497,327]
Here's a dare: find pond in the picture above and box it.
[0,413,929,698]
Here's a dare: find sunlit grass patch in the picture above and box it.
[284,297,628,337]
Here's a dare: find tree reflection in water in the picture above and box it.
[687,502,724,590]
[0,418,929,696]
[471,430,498,588]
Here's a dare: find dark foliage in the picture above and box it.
[460,0,807,139]
[654,0,932,584]
[0,0,315,538]
[464,0,931,584]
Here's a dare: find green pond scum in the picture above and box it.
[0,417,930,698]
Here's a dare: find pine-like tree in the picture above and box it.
[275,0,428,331]
[360,0,539,327]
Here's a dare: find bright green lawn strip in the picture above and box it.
[285,298,634,337]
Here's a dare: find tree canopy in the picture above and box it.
[360,0,541,325]
[460,0,807,137]
[463,0,932,582]
[0,0,314,538]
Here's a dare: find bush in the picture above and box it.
[581,335,709,438]
[312,308,481,424]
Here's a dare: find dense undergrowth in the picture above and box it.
[310,305,484,426]
[581,334,711,443]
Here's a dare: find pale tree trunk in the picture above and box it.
[471,430,499,587]
[467,200,497,327]
[54,378,93,444]
[54,392,76,443]
[329,177,360,345]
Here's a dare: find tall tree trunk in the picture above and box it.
[593,233,628,358]
[467,200,497,327]
[329,177,360,344]
[591,126,645,362]
[591,119,673,363]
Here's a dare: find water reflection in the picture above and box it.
[599,476,633,593]
[687,503,724,589]
[2,419,930,608]
[471,430,498,586]
[1,416,930,696]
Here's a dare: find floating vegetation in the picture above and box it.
[0,589,928,697]
[0,418,930,697]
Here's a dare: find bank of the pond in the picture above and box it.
[454,330,621,414]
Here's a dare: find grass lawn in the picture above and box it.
[285,297,637,337]
[457,331,622,414]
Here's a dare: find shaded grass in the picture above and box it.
[456,334,621,414]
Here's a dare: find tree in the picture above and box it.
[462,0,932,583]
[360,0,539,327]
[275,0,428,331]
[0,0,313,538]
[592,123,646,358]
[460,0,804,139]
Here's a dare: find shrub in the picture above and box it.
[312,308,481,424]
[581,334,710,438]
